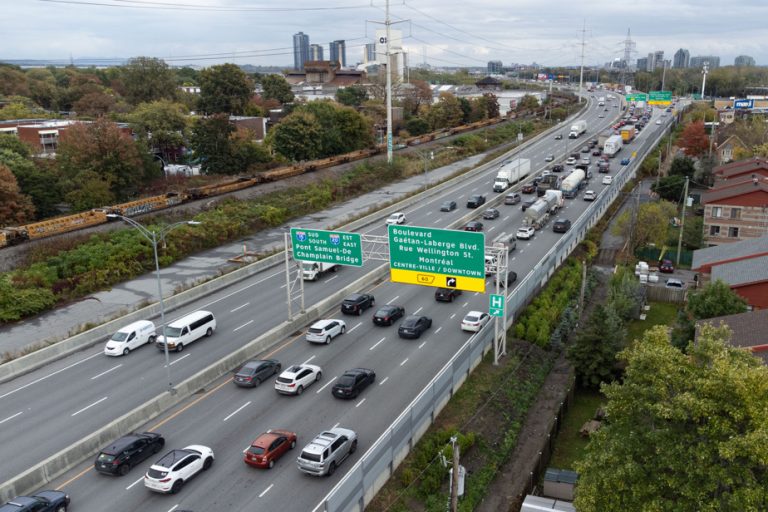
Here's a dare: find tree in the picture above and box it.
[0,133,32,158]
[128,100,189,162]
[198,64,253,115]
[668,155,696,177]
[335,85,368,107]
[0,164,35,225]
[267,111,323,161]
[1,154,62,219]
[400,80,433,116]
[72,91,116,117]
[612,201,677,254]
[575,325,768,512]
[567,304,625,388]
[121,57,177,105]
[261,74,294,104]
[687,280,748,320]
[651,174,686,202]
[517,94,540,110]
[679,120,709,158]
[405,117,430,136]
[189,114,236,174]
[423,92,463,130]
[682,216,703,249]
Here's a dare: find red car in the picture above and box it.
[659,259,675,273]
[521,184,536,194]
[244,429,297,469]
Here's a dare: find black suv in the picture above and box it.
[95,432,165,476]
[372,305,405,326]
[233,359,281,387]
[0,492,70,512]
[466,194,486,208]
[435,287,462,302]
[332,368,376,399]
[341,293,375,315]
[553,218,572,233]
[397,315,433,339]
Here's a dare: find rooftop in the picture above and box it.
[695,309,768,362]
[711,254,768,287]
[692,234,768,271]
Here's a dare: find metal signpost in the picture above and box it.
[648,91,672,105]
[387,225,486,293]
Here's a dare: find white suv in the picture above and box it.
[305,319,346,344]
[297,428,357,476]
[516,226,535,240]
[275,364,322,395]
[385,212,406,225]
[144,445,214,494]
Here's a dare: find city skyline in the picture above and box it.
[2,1,766,68]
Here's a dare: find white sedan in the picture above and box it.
[144,445,214,494]
[461,311,491,332]
[516,226,536,240]
[602,175,613,185]
[385,212,406,225]
[275,364,322,395]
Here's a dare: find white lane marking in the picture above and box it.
[488,226,496,232]
[347,322,363,333]
[302,355,316,365]
[167,506,179,512]
[90,364,122,380]
[462,302,469,307]
[458,194,466,199]
[474,292,479,296]
[223,401,252,422]
[369,337,386,351]
[386,295,400,305]
[450,313,456,319]
[243,444,251,453]
[332,422,340,429]
[400,358,409,366]
[433,218,442,224]
[233,320,254,332]
[279,284,287,289]
[0,351,102,400]
[355,398,366,408]
[379,377,389,386]
[0,411,23,425]
[71,396,108,417]
[471,187,478,191]
[199,270,282,311]
[434,327,442,334]
[323,275,339,284]
[168,354,190,366]
[125,476,144,490]
[230,302,250,313]
[259,484,274,498]
[413,306,423,314]
[425,211,433,216]
[316,376,337,394]
[418,341,427,349]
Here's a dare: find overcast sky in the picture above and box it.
[3,0,766,68]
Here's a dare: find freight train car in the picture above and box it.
[104,193,185,217]
[23,210,109,240]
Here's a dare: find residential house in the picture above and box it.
[695,309,768,362]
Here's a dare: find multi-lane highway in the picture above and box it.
[3,91,675,510]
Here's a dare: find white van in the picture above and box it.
[104,320,157,356]
[156,311,216,352]
[493,232,517,253]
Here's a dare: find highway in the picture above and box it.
[4,91,674,510]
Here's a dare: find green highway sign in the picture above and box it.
[625,93,648,102]
[489,294,504,317]
[388,225,486,293]
[649,91,673,105]
[291,228,363,267]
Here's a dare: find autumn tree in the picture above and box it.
[400,79,433,116]
[0,164,35,225]
[121,57,177,105]
[517,94,540,110]
[198,64,253,115]
[260,74,294,104]
[611,200,677,254]
[679,120,709,157]
[73,91,116,117]
[575,325,768,512]
[128,100,189,162]
[423,92,463,130]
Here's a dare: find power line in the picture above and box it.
[37,0,371,12]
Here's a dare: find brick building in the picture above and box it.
[0,119,132,155]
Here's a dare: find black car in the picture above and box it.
[463,221,483,232]
[234,359,282,387]
[95,432,165,476]
[440,200,457,212]
[0,491,70,512]
[592,148,601,156]
[521,199,536,211]
[466,194,486,208]
[555,133,563,140]
[553,218,572,233]
[341,293,375,315]
[482,208,500,220]
[372,305,405,326]
[552,164,564,172]
[398,315,433,339]
[435,287,462,302]
[332,368,376,399]
[494,271,518,288]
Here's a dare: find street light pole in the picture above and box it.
[108,214,200,395]
[417,147,456,191]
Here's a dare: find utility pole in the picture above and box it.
[385,0,393,164]
[450,436,460,512]
[701,62,709,98]
[578,259,587,313]
[676,176,689,266]
[661,59,668,92]
[578,20,586,103]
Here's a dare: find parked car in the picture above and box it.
[144,445,214,494]
[665,278,685,289]
[620,157,631,165]
[552,218,572,233]
[482,208,500,220]
[583,190,597,201]
[466,194,486,208]
[516,226,535,240]
[397,315,433,339]
[297,428,357,476]
[332,368,376,399]
[234,359,282,387]
[521,198,536,211]
[95,432,165,476]
[602,175,613,185]
[385,212,406,225]
[521,184,536,194]
[306,319,347,343]
[504,192,521,205]
[274,364,322,395]
[0,492,70,512]
[544,154,554,162]
[659,260,675,273]
[435,287,462,302]
[440,200,457,212]
[340,294,375,315]
[461,311,491,332]
[372,305,405,326]
[244,430,297,469]
[463,221,484,232]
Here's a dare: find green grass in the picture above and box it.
[626,301,680,343]
[548,389,604,471]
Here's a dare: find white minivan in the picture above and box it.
[104,320,156,356]
[156,311,216,352]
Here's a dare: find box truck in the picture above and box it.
[493,158,531,192]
